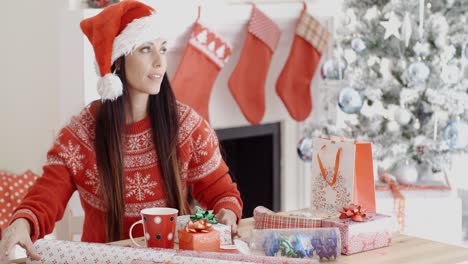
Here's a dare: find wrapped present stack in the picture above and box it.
[249,138,396,258]
[253,205,392,257]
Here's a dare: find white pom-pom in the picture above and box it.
[97,73,123,100]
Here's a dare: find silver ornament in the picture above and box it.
[297,137,313,161]
[351,38,366,53]
[394,108,412,125]
[338,87,364,114]
[408,61,430,84]
[392,159,419,185]
[443,120,468,150]
[321,58,347,80]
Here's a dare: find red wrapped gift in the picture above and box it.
[253,206,322,229]
[178,219,220,252]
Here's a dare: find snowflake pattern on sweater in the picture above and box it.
[9,101,243,243]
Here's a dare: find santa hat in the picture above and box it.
[80,1,161,100]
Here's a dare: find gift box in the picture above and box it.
[178,226,220,252]
[322,213,392,255]
[176,215,232,245]
[253,206,322,229]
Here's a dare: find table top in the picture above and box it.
[4,218,468,264]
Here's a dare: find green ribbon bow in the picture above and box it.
[279,237,298,258]
[190,208,218,224]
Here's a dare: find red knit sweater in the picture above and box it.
[9,101,243,242]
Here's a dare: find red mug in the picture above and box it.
[129,207,178,248]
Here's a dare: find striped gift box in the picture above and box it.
[253,206,322,229]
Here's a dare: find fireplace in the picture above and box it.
[215,122,281,218]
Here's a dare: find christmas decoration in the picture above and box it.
[276,4,329,121]
[380,12,402,40]
[297,136,313,161]
[228,5,281,124]
[338,87,364,114]
[407,61,430,85]
[321,58,347,80]
[444,120,468,150]
[302,0,468,178]
[172,19,232,122]
[393,159,419,185]
[401,12,413,47]
[351,38,366,53]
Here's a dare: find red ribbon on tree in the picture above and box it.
[339,204,367,222]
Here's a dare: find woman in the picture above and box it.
[0,1,242,260]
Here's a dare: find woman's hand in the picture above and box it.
[215,208,238,235]
[0,218,40,261]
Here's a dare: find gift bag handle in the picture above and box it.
[317,145,342,187]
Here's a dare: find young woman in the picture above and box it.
[0,1,242,260]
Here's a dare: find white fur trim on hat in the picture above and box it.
[111,13,162,64]
[97,73,123,101]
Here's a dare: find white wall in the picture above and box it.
[0,0,64,173]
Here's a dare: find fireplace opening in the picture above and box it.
[215,122,281,218]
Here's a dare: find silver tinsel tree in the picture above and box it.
[303,0,468,179]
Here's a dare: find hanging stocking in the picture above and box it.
[228,5,281,125]
[276,3,329,121]
[172,7,232,122]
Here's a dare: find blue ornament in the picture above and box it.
[262,232,280,256]
[297,137,313,161]
[294,234,314,258]
[444,120,468,150]
[321,58,347,80]
[338,87,364,114]
[351,38,366,53]
[408,61,430,84]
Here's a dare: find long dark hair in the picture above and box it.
[95,56,188,242]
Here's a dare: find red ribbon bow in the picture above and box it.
[339,204,367,222]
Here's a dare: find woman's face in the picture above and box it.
[124,38,168,95]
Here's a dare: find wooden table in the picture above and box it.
[4,218,468,264]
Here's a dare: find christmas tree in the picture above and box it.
[301,0,468,182]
